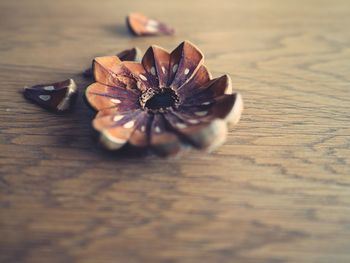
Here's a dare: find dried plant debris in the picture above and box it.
[24,79,78,112]
[85,41,243,157]
[83,47,142,78]
[127,12,175,36]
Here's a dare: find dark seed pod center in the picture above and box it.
[140,88,179,113]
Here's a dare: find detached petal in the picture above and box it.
[168,41,204,89]
[117,47,142,62]
[127,13,174,36]
[85,82,140,111]
[23,79,77,112]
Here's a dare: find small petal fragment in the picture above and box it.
[23,79,78,112]
[127,13,175,36]
[117,47,142,62]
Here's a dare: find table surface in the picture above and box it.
[1,0,350,262]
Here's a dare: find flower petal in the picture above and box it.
[149,113,182,156]
[163,111,227,151]
[181,74,232,106]
[178,94,241,124]
[85,82,140,111]
[142,45,171,88]
[93,56,123,86]
[129,111,153,147]
[168,41,204,89]
[121,61,159,92]
[177,65,211,100]
[93,110,142,150]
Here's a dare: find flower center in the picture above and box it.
[140,88,179,112]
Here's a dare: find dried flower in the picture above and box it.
[85,41,243,156]
[24,79,78,112]
[83,47,142,78]
[126,12,175,36]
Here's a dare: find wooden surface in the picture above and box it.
[1,0,350,262]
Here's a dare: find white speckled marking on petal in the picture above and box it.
[148,19,159,27]
[139,74,148,81]
[39,95,51,101]
[172,64,178,73]
[150,67,156,76]
[145,20,159,33]
[155,126,161,133]
[184,68,190,75]
[201,101,211,105]
[188,119,200,124]
[123,120,135,129]
[176,123,187,129]
[113,115,124,122]
[43,86,55,91]
[110,99,121,104]
[194,111,208,117]
[161,66,166,74]
[141,125,146,132]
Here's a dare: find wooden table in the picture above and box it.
[1,0,349,262]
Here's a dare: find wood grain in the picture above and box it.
[1,0,350,262]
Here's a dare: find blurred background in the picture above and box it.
[1,0,350,262]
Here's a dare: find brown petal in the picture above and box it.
[129,112,153,147]
[167,41,204,89]
[149,113,182,156]
[23,79,77,112]
[93,56,123,86]
[85,82,140,111]
[122,61,158,92]
[177,65,211,99]
[142,46,171,89]
[225,93,244,126]
[151,46,171,88]
[164,111,227,151]
[126,12,174,36]
[181,74,232,106]
[117,47,142,62]
[139,48,160,89]
[178,94,238,122]
[83,48,141,78]
[93,109,141,130]
[93,110,142,150]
